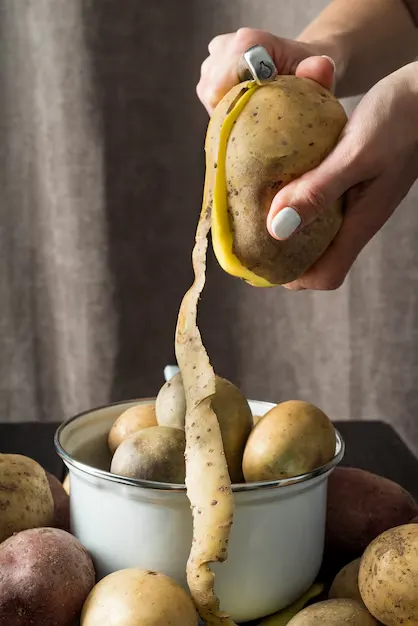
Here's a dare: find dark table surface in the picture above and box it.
[0,420,417,498]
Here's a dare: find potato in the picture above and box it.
[359,523,418,626]
[46,471,70,531]
[81,568,197,626]
[329,558,365,606]
[326,467,418,556]
[0,527,95,625]
[243,400,336,482]
[287,599,379,626]
[110,426,186,483]
[108,403,157,454]
[207,76,347,286]
[156,373,252,482]
[0,454,54,542]
[156,373,186,430]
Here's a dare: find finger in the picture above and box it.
[295,55,336,91]
[267,134,362,241]
[283,176,397,291]
[208,33,231,54]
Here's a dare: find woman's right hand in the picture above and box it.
[196,28,334,115]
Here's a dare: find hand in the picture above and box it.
[197,28,335,114]
[267,62,418,290]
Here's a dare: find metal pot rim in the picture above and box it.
[54,398,345,494]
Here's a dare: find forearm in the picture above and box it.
[297,0,418,97]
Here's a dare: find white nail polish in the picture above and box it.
[271,207,301,239]
[321,55,336,72]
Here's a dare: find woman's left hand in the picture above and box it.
[267,62,418,290]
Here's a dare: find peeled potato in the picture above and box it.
[110,426,186,484]
[81,568,198,626]
[108,403,157,454]
[206,76,348,286]
[156,373,252,482]
[287,599,378,626]
[0,454,54,543]
[242,400,335,482]
[359,523,418,626]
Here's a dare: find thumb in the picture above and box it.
[267,139,360,240]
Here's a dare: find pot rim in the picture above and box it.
[54,398,345,494]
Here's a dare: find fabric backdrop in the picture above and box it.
[1,0,417,457]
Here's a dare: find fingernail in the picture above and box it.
[321,55,336,72]
[321,55,336,92]
[271,207,301,239]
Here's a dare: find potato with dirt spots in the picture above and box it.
[359,523,418,626]
[81,568,198,626]
[207,76,348,287]
[110,426,186,483]
[0,454,54,542]
[46,471,70,531]
[287,598,379,626]
[0,527,95,626]
[326,467,418,556]
[243,400,336,482]
[156,373,252,482]
[108,403,157,454]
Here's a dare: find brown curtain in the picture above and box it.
[1,0,417,457]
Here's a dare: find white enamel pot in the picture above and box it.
[55,398,344,623]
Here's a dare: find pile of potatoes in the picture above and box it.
[0,452,198,626]
[255,468,418,626]
[107,372,338,486]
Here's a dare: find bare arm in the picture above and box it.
[298,0,418,97]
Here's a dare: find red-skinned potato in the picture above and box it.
[326,467,418,555]
[46,471,70,531]
[0,527,95,626]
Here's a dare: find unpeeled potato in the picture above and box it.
[359,523,418,625]
[108,403,157,454]
[207,76,348,286]
[329,558,367,608]
[0,454,54,543]
[110,426,186,484]
[287,599,378,626]
[81,568,198,626]
[156,373,186,430]
[156,373,252,482]
[46,471,70,531]
[243,400,335,482]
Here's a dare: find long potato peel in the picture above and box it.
[175,201,236,624]
[173,85,267,626]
